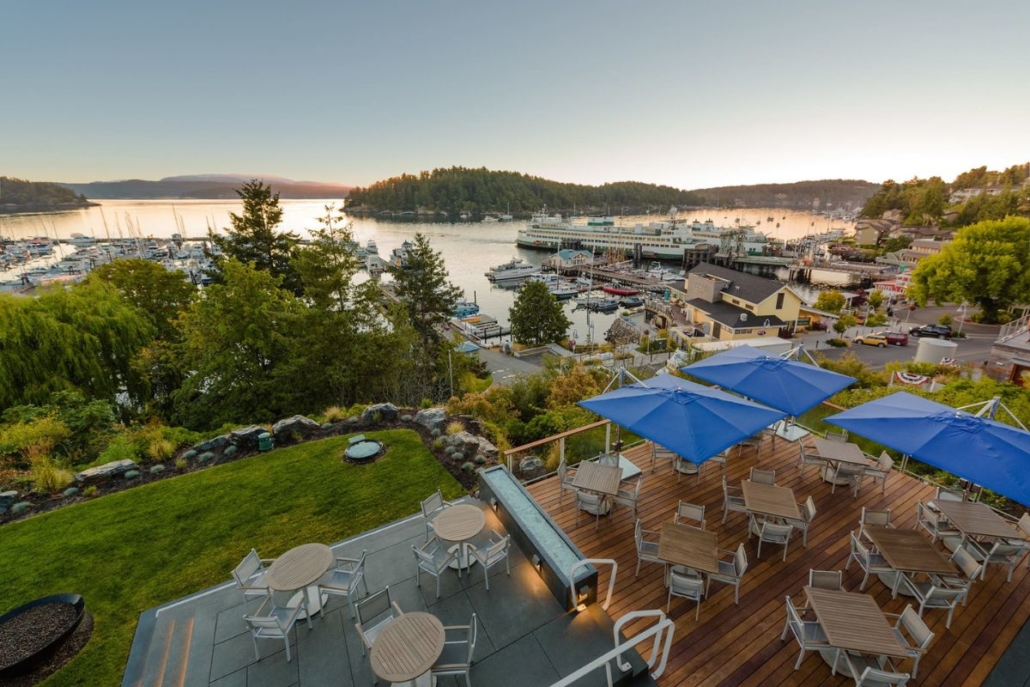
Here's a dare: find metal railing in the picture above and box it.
[569,558,617,612]
[546,609,676,687]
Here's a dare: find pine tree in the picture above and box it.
[509,280,572,345]
[389,233,462,343]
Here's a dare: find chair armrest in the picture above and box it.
[391,601,404,616]
[260,558,277,565]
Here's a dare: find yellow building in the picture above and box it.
[670,263,804,341]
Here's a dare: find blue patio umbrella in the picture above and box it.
[578,374,786,464]
[825,392,1030,506]
[681,345,855,417]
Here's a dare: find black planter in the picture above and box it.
[0,594,86,678]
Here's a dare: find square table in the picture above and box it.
[934,500,1030,541]
[571,461,623,497]
[658,522,719,575]
[811,438,869,485]
[741,480,800,521]
[804,586,909,659]
[865,526,957,596]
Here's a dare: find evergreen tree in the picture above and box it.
[293,204,360,311]
[389,233,462,343]
[509,281,572,345]
[207,180,303,294]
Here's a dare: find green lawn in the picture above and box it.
[0,431,463,686]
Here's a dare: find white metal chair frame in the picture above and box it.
[845,531,892,591]
[354,586,404,657]
[832,651,910,686]
[706,544,748,604]
[431,613,478,687]
[933,546,983,606]
[964,537,1028,583]
[575,490,607,531]
[784,496,817,548]
[885,605,934,680]
[749,515,793,561]
[667,568,704,619]
[915,501,959,543]
[413,537,460,599]
[858,507,893,544]
[808,569,843,591]
[798,439,829,477]
[317,549,369,618]
[899,574,965,629]
[557,459,579,506]
[421,489,455,539]
[749,468,776,485]
[232,549,276,608]
[634,519,664,577]
[831,460,865,496]
[862,452,894,495]
[612,475,643,519]
[242,593,312,663]
[780,595,830,670]
[469,531,511,591]
[674,501,706,530]
[722,476,748,524]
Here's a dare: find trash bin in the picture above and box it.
[258,432,273,451]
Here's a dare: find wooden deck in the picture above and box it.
[526,438,1030,686]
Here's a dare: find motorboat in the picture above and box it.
[454,301,480,319]
[485,258,536,281]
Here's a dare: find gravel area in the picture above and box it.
[0,602,79,671]
[0,611,92,686]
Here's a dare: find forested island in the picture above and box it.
[59,175,351,200]
[346,167,880,216]
[0,176,97,214]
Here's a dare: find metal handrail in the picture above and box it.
[546,609,676,687]
[569,558,617,612]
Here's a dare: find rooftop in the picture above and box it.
[687,263,784,304]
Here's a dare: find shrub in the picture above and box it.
[420,398,434,409]
[31,454,74,494]
[150,464,166,475]
[223,445,238,457]
[322,405,348,422]
[83,485,98,497]
[0,417,73,465]
[824,338,849,348]
[432,438,445,450]
[63,487,79,497]
[461,461,474,473]
[183,449,197,460]
[431,428,442,438]
[174,457,188,470]
[938,314,952,326]
[97,435,139,464]
[446,421,464,435]
[197,452,214,462]
[124,470,140,480]
[12,502,31,514]
[146,439,175,462]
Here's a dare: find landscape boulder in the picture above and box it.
[519,456,545,476]
[0,490,18,514]
[361,403,399,424]
[445,432,499,464]
[75,459,138,485]
[272,415,321,442]
[191,434,231,454]
[230,425,267,448]
[414,408,447,433]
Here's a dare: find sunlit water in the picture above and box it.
[1,200,849,335]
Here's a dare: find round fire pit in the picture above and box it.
[345,439,384,463]
[0,594,86,679]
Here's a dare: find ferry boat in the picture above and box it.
[516,213,776,259]
[485,258,536,282]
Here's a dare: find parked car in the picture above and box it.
[853,333,890,348]
[909,324,953,339]
[884,331,909,346]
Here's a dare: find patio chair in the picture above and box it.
[797,438,829,477]
[722,476,748,524]
[469,531,511,591]
[557,459,579,507]
[430,613,477,687]
[915,501,960,543]
[845,531,892,591]
[964,538,1028,583]
[651,444,677,473]
[858,507,893,544]
[634,519,664,577]
[780,595,830,670]
[232,548,275,608]
[673,457,701,481]
[749,467,776,485]
[413,537,460,599]
[674,501,706,530]
[597,452,619,467]
[832,652,910,686]
[242,593,312,663]
[749,515,793,561]
[933,545,983,606]
[354,586,404,657]
[706,544,748,604]
[1004,512,1030,569]
[932,485,967,507]
[831,460,865,496]
[317,549,369,618]
[824,429,848,443]
[695,449,729,485]
[575,491,606,531]
[421,489,455,540]
[667,568,704,619]
[886,605,934,679]
[736,432,763,457]
[784,496,817,548]
[612,475,643,519]
[899,575,965,629]
[763,420,783,452]
[808,569,843,591]
[862,452,894,495]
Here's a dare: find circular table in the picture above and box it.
[370,612,445,686]
[266,543,334,617]
[432,504,486,570]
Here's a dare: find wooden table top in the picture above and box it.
[934,500,1028,540]
[804,586,909,658]
[865,526,957,575]
[811,438,868,465]
[265,543,334,592]
[432,504,486,543]
[741,480,800,520]
[571,461,623,497]
[370,612,445,682]
[658,522,719,574]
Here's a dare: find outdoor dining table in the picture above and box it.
[369,611,445,687]
[588,453,643,482]
[571,461,624,514]
[804,586,909,674]
[864,526,957,596]
[431,503,486,570]
[265,542,335,618]
[657,522,720,575]
[934,500,1030,543]
[741,480,800,521]
[811,437,869,485]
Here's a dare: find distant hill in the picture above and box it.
[689,179,881,211]
[0,176,98,214]
[58,175,351,200]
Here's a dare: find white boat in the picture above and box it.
[390,240,414,269]
[366,239,378,254]
[515,212,778,259]
[526,273,579,299]
[485,258,536,281]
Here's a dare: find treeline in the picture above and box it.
[345,166,703,215]
[59,178,351,200]
[690,179,880,210]
[0,176,96,213]
[860,163,1030,227]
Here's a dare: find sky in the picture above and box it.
[3,0,1029,190]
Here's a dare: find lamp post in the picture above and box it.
[957,303,967,336]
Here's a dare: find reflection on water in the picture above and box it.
[2,201,846,335]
